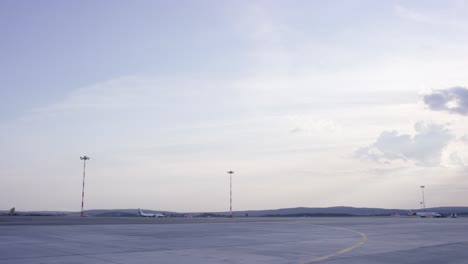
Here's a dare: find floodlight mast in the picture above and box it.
[420,185,426,211]
[227,171,234,218]
[80,156,90,217]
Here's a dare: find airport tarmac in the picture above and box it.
[0,216,467,263]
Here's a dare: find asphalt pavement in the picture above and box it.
[0,216,466,263]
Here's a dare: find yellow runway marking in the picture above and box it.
[300,227,367,264]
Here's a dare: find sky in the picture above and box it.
[1,0,468,212]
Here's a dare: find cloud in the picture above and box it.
[355,122,454,166]
[30,75,246,125]
[288,116,341,135]
[440,136,468,169]
[461,134,468,143]
[394,4,468,29]
[394,5,430,24]
[423,87,468,115]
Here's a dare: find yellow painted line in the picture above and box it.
[299,227,367,264]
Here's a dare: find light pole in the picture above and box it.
[80,156,90,217]
[420,185,426,211]
[227,171,234,218]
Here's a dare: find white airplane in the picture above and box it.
[138,208,165,217]
[409,211,442,218]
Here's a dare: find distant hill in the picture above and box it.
[223,206,468,217]
[0,211,67,216]
[70,209,177,217]
[238,206,410,217]
[68,209,138,217]
[3,206,468,217]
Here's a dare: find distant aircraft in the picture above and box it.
[8,207,16,216]
[409,211,442,218]
[138,208,165,217]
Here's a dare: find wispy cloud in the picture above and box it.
[33,76,159,112]
[394,4,468,29]
[288,116,341,135]
[30,75,247,125]
[423,86,468,115]
[394,4,430,24]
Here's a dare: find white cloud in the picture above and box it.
[355,122,454,167]
[440,137,468,168]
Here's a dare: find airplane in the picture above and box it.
[8,207,16,216]
[409,210,442,218]
[138,208,165,217]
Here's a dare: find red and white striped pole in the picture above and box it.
[227,171,234,218]
[80,156,90,217]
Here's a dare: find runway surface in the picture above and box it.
[1,216,467,263]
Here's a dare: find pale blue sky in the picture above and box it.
[1,1,468,211]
